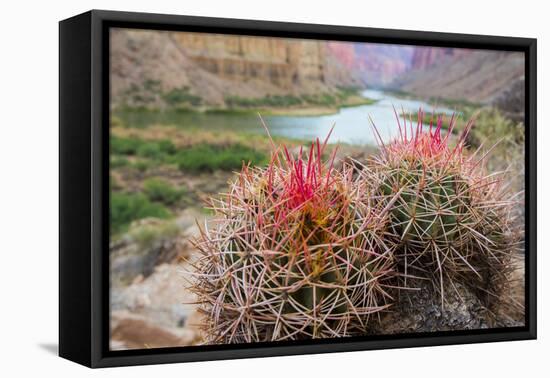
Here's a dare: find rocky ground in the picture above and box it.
[110,208,207,350]
[110,205,525,350]
[374,264,525,334]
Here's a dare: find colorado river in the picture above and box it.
[116,89,457,146]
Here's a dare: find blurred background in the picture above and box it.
[108,28,525,350]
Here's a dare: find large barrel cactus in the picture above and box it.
[190,129,396,343]
[362,111,522,312]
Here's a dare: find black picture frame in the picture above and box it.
[59,9,537,368]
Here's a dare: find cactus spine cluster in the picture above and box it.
[364,111,521,310]
[189,111,522,343]
[190,128,396,343]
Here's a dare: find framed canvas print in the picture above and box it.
[59,10,537,368]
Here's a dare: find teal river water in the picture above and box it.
[118,89,456,146]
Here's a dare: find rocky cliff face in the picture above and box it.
[410,47,458,70]
[111,29,525,109]
[393,48,524,104]
[172,33,331,90]
[326,42,414,87]
[110,29,363,107]
[355,44,414,87]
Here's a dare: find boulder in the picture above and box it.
[111,311,200,350]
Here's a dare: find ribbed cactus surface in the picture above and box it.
[190,129,396,343]
[364,111,521,310]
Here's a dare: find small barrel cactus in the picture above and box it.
[362,110,522,312]
[190,128,396,343]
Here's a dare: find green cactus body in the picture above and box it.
[191,138,395,343]
[362,113,521,312]
[380,163,470,249]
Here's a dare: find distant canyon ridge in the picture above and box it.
[110,28,524,110]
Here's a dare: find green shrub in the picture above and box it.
[110,156,130,168]
[129,221,180,249]
[158,140,177,154]
[137,143,163,160]
[110,116,126,128]
[143,79,162,93]
[113,137,177,161]
[111,136,144,155]
[171,143,266,172]
[143,178,187,206]
[132,160,154,173]
[301,93,337,106]
[163,87,202,107]
[335,86,361,98]
[111,136,265,173]
[110,175,121,191]
[135,139,178,164]
[468,107,524,146]
[110,192,170,234]
[225,95,303,108]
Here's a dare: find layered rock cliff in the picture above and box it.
[392,48,525,104]
[111,29,525,109]
[410,46,457,70]
[354,44,414,87]
[110,29,363,108]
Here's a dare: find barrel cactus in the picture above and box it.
[190,129,396,343]
[362,111,522,312]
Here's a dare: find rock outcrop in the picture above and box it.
[392,49,525,105]
[354,44,414,87]
[110,209,208,350]
[110,261,204,350]
[410,47,461,70]
[375,279,524,334]
[494,77,526,123]
[111,310,201,350]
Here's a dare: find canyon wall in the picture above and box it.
[172,33,333,90]
[354,44,414,87]
[111,29,363,107]
[110,28,525,109]
[410,47,456,70]
[393,48,524,104]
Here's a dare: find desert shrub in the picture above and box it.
[301,93,338,106]
[129,220,180,250]
[143,79,162,93]
[225,95,303,108]
[110,116,126,128]
[157,139,177,154]
[132,160,154,173]
[163,87,202,107]
[143,178,187,206]
[110,192,170,234]
[172,143,266,172]
[110,156,130,168]
[113,137,177,161]
[468,107,524,146]
[335,86,361,98]
[263,95,303,107]
[111,136,144,155]
[109,175,121,191]
[138,139,177,160]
